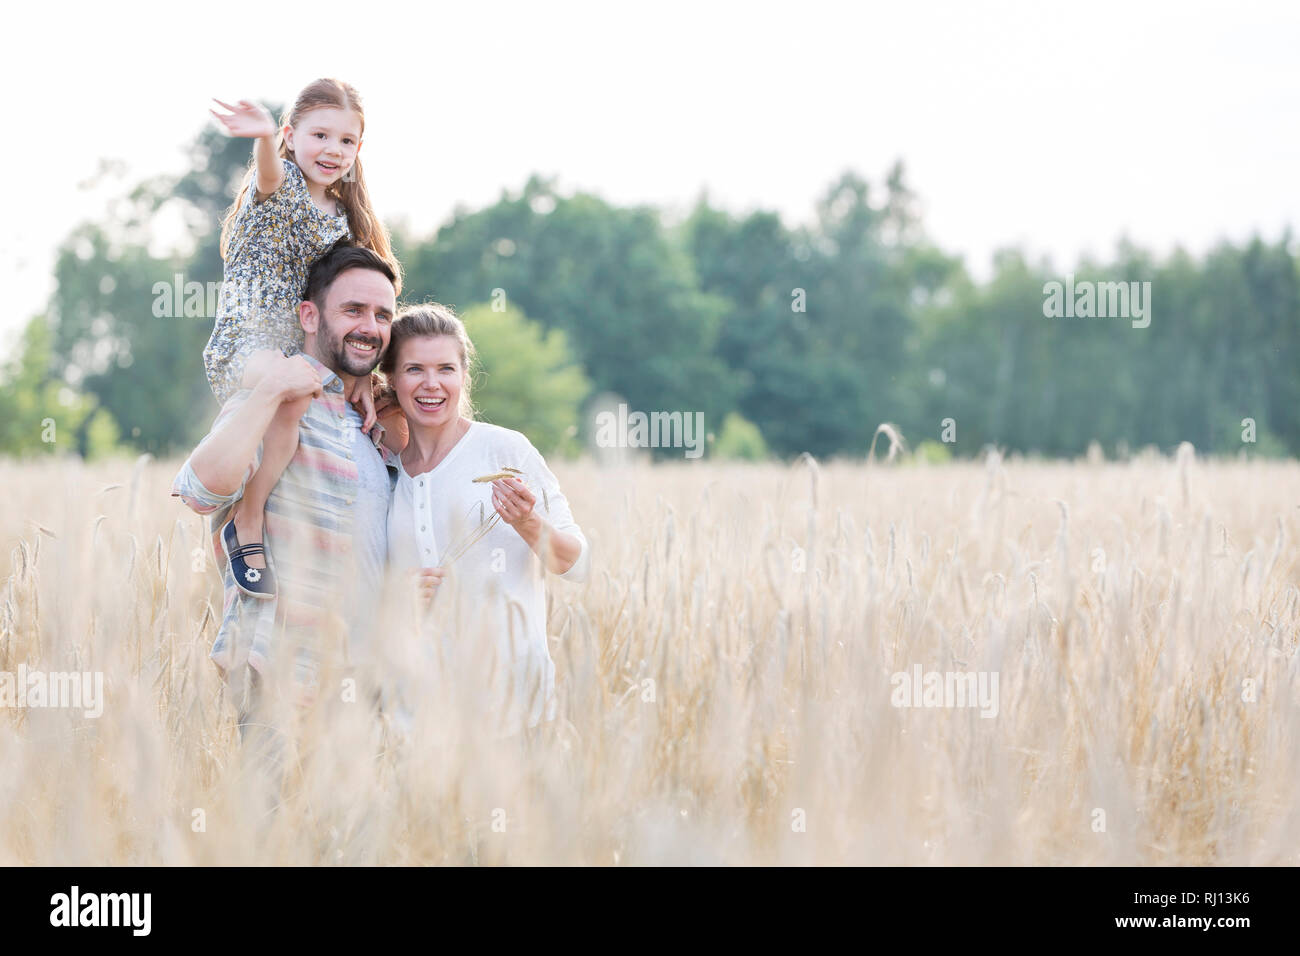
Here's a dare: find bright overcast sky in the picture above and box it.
[5,0,1298,336]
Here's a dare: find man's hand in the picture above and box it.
[256,353,324,406]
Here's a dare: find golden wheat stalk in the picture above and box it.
[471,466,524,483]
[439,513,501,566]
[441,468,527,564]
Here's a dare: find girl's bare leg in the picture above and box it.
[232,403,305,568]
[230,349,306,570]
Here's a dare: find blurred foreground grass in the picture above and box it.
[0,451,1297,864]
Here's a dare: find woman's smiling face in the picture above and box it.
[392,334,465,427]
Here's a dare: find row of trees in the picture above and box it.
[6,117,1297,459]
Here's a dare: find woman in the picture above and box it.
[379,303,589,737]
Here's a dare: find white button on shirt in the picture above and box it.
[396,470,441,566]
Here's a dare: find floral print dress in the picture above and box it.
[203,157,351,402]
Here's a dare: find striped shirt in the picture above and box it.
[171,353,397,687]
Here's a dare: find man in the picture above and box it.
[172,242,400,755]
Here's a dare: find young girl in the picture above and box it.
[206,77,400,598]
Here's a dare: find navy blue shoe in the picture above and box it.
[221,517,277,600]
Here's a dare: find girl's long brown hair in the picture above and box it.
[219,78,401,291]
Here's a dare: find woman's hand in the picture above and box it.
[415,567,444,607]
[492,477,537,529]
[373,383,408,452]
[491,474,583,575]
[210,98,277,139]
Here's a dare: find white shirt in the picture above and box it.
[386,421,589,733]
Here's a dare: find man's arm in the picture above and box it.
[189,354,323,496]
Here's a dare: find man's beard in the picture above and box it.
[320,315,383,377]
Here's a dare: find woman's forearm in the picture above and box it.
[514,514,582,575]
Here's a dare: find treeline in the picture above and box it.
[8,119,1298,460]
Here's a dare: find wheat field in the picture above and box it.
[1,449,1297,865]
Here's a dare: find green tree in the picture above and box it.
[713,412,768,460]
[460,302,591,456]
[47,116,273,454]
[33,110,1300,461]
[915,235,1300,458]
[0,316,119,458]
[684,164,958,457]
[404,176,737,452]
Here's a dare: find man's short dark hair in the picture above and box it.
[303,240,400,309]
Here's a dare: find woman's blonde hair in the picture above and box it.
[381,303,477,419]
[219,78,400,287]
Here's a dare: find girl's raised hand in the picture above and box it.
[210,98,277,139]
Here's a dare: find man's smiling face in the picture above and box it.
[302,267,395,378]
